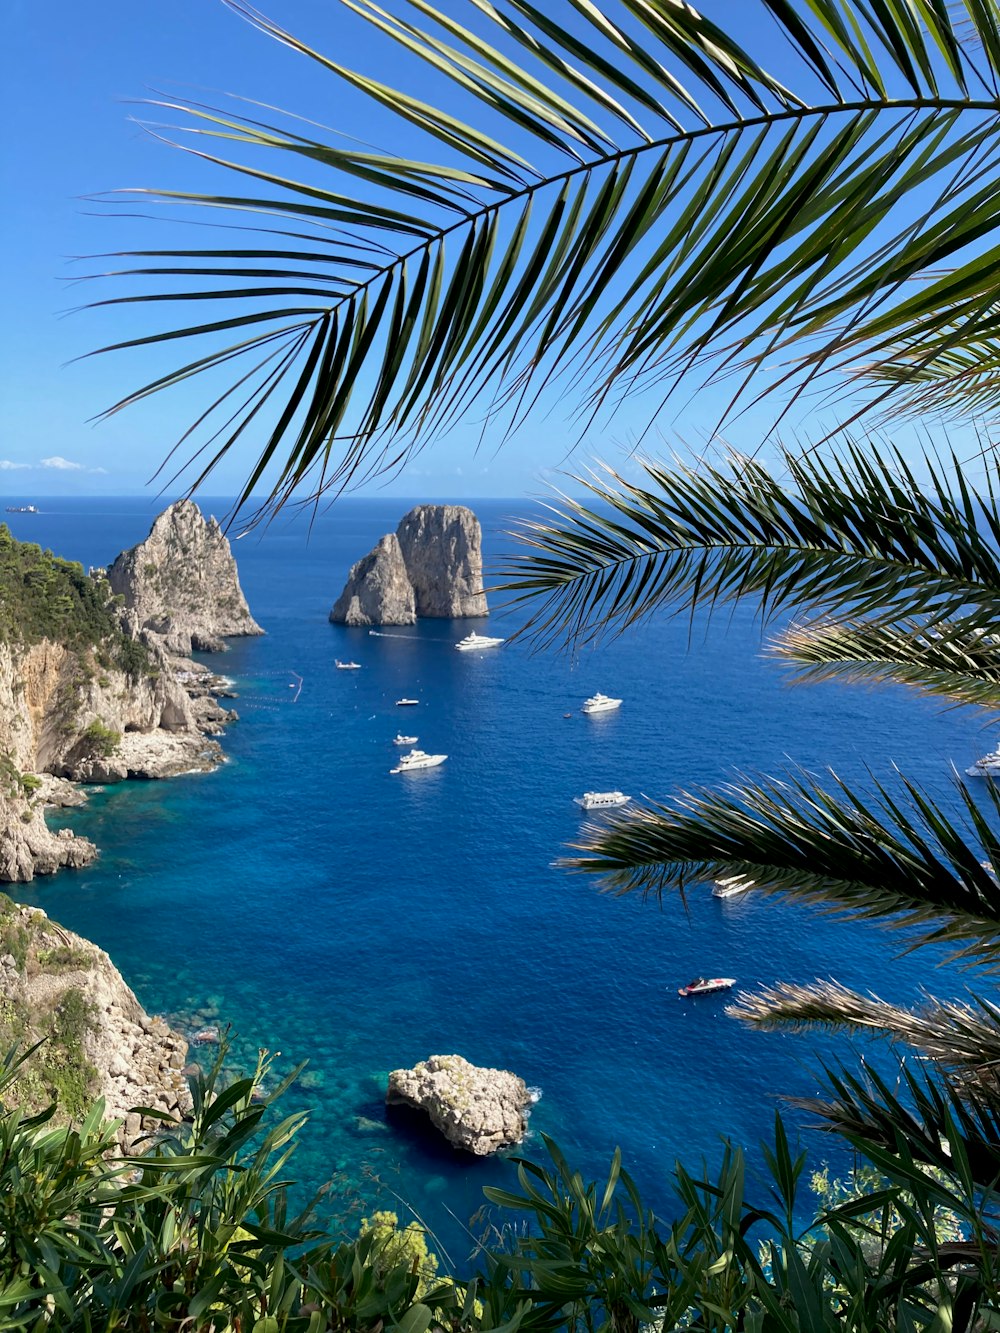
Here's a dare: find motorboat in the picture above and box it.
[5,505,38,514]
[711,875,754,899]
[581,692,622,715]
[677,977,736,998]
[393,734,418,745]
[395,698,419,706]
[455,631,505,651]
[574,791,631,810]
[335,659,361,670]
[966,748,1000,777]
[390,748,447,774]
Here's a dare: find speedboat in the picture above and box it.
[455,631,505,651]
[711,875,754,899]
[395,698,419,706]
[677,977,736,998]
[581,692,622,715]
[335,659,361,670]
[390,748,447,774]
[393,734,418,745]
[574,791,631,810]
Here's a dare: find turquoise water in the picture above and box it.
[5,496,994,1258]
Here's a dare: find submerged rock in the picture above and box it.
[386,1053,531,1155]
[330,505,487,626]
[107,499,263,654]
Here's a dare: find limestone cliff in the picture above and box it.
[0,895,190,1152]
[330,504,487,627]
[329,533,416,626]
[107,499,263,654]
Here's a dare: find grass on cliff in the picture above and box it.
[0,525,150,675]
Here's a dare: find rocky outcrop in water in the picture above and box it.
[386,1053,532,1155]
[330,505,488,627]
[0,898,190,1152]
[330,534,416,627]
[107,500,263,654]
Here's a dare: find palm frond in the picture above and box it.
[855,303,1000,420]
[563,767,1000,965]
[797,1059,1000,1200]
[502,441,1000,648]
[772,616,1000,709]
[729,979,1000,1090]
[87,0,1000,511]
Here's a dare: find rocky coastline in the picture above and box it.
[0,500,260,1141]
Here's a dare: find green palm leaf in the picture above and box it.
[503,441,1000,648]
[729,979,1000,1090]
[87,0,1000,509]
[772,616,1000,709]
[563,767,1000,964]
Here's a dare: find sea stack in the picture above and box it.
[330,504,487,627]
[386,1054,532,1156]
[107,499,263,654]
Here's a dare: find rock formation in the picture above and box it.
[330,505,488,627]
[386,1054,532,1155]
[107,499,263,654]
[330,534,416,627]
[0,897,190,1152]
[0,510,257,881]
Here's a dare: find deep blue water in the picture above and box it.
[4,495,996,1259]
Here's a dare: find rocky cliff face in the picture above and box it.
[330,505,488,627]
[107,500,263,654]
[0,896,190,1152]
[329,533,416,626]
[386,1054,532,1155]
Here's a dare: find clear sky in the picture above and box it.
[3,0,978,503]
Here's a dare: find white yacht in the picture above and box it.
[335,659,361,670]
[711,875,754,899]
[581,692,622,715]
[393,733,418,745]
[390,748,447,774]
[966,748,1000,777]
[395,698,419,706]
[455,631,505,652]
[573,791,631,810]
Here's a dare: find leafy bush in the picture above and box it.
[0,1046,997,1332]
[0,524,150,675]
[81,719,121,758]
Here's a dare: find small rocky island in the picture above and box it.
[330,504,488,626]
[387,1053,533,1155]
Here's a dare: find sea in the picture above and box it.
[3,495,995,1261]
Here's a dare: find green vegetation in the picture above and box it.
[36,944,94,972]
[0,525,150,675]
[0,1048,995,1331]
[81,718,122,759]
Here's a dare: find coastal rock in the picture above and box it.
[330,505,487,626]
[0,791,97,883]
[386,1054,531,1155]
[106,499,263,655]
[396,505,488,618]
[329,534,416,627]
[0,898,191,1152]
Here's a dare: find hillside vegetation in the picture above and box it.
[0,525,148,674]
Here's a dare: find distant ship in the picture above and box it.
[455,631,505,651]
[5,504,38,514]
[393,733,418,745]
[335,659,361,670]
[581,692,622,715]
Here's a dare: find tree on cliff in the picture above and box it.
[93,0,1000,1316]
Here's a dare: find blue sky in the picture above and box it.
[4,1,984,502]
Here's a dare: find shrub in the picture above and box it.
[81,719,121,759]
